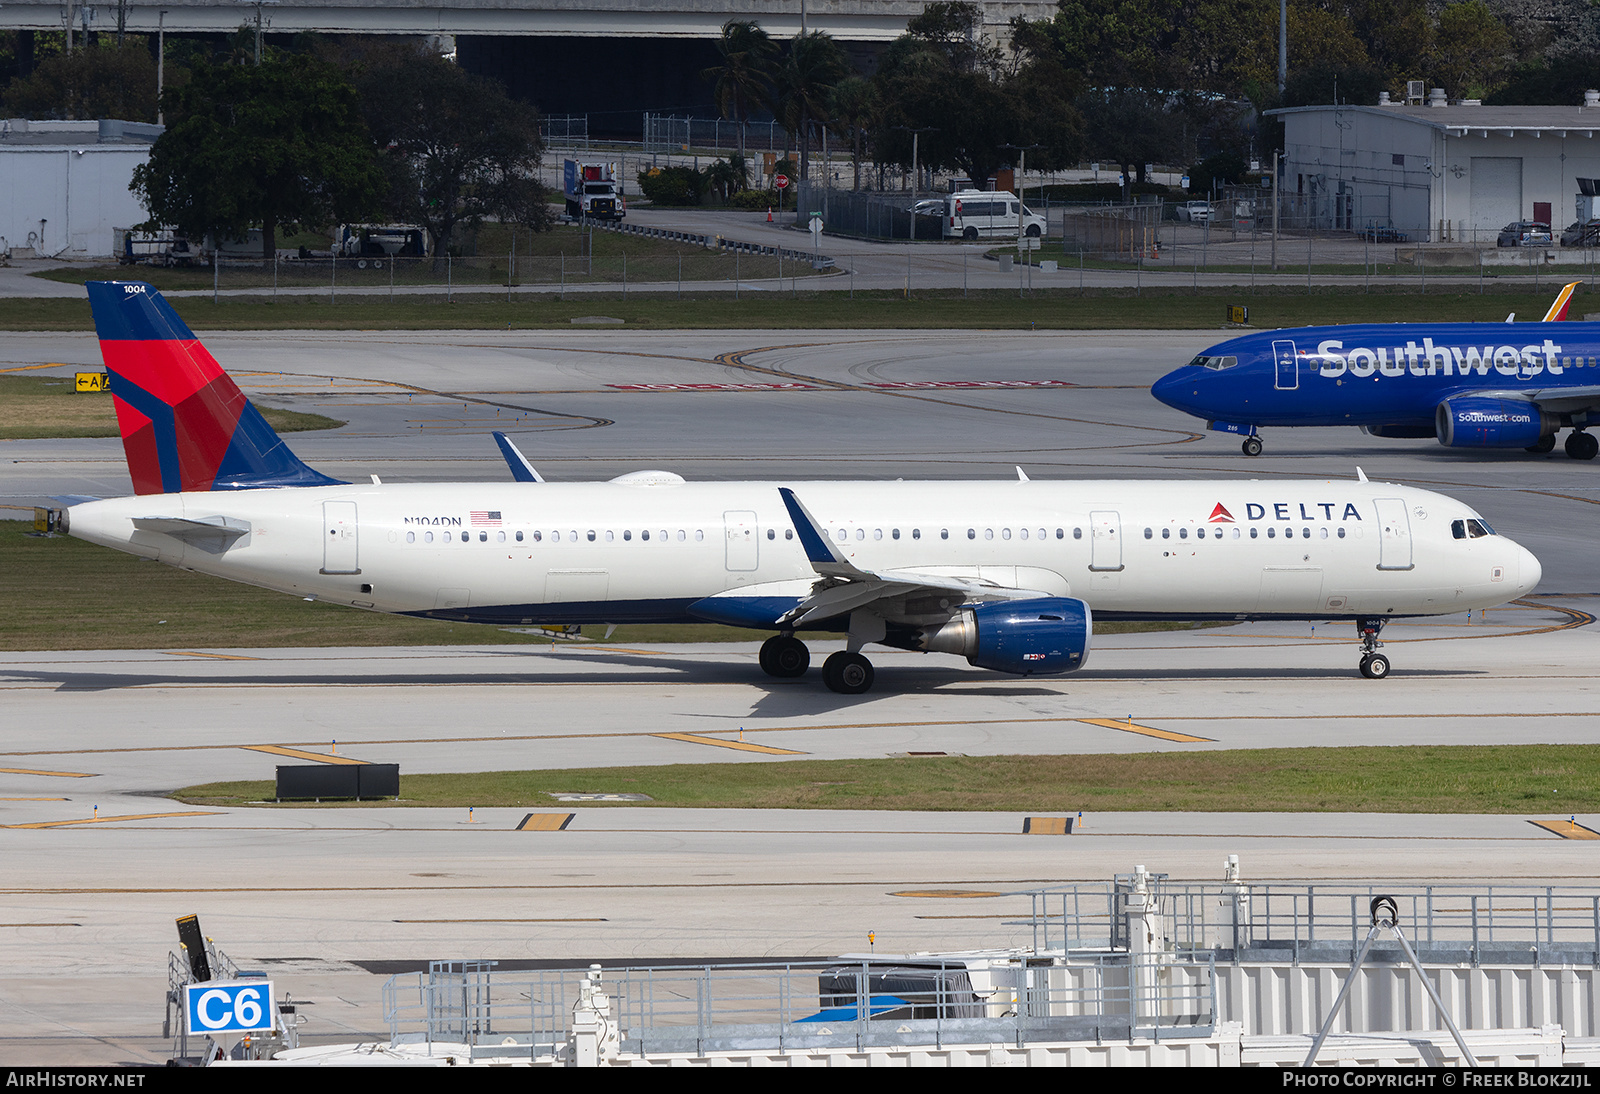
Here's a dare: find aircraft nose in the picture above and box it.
[1151,369,1198,413]
[1515,541,1542,594]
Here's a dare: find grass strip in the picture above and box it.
[174,745,1600,814]
[0,374,342,440]
[0,285,1574,333]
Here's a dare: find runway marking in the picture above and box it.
[0,363,73,373]
[0,798,70,802]
[395,917,607,923]
[7,709,1600,760]
[0,767,95,778]
[516,813,575,831]
[242,745,368,765]
[1530,819,1600,840]
[1076,718,1215,743]
[164,651,262,661]
[652,732,807,756]
[1022,817,1072,835]
[3,810,224,829]
[890,890,1003,899]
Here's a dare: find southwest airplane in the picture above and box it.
[60,281,1540,690]
[1152,282,1600,459]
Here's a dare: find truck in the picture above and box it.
[564,160,625,220]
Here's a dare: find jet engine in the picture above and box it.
[914,597,1092,675]
[1435,397,1554,448]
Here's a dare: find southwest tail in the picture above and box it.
[86,281,342,494]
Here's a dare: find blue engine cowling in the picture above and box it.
[1435,397,1552,448]
[919,597,1092,675]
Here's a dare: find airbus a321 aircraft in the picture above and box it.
[1152,282,1600,459]
[61,281,1541,692]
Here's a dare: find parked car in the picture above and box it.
[1175,200,1212,223]
[912,199,945,216]
[1560,220,1600,247]
[1497,221,1553,247]
[1358,224,1408,243]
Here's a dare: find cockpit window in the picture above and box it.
[1451,518,1495,539]
[1187,355,1239,370]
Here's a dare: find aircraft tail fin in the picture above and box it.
[86,281,342,495]
[1544,281,1581,322]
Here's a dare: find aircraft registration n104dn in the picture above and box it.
[62,281,1541,691]
[1152,282,1600,459]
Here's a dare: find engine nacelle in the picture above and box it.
[1435,397,1552,448]
[918,597,1092,676]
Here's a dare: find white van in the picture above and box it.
[944,190,1046,240]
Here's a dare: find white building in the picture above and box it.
[0,119,161,259]
[1268,92,1600,245]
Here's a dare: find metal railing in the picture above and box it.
[1026,881,1600,965]
[383,954,1217,1059]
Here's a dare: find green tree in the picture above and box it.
[132,56,383,265]
[774,31,850,184]
[702,20,778,164]
[3,40,157,121]
[1429,0,1513,98]
[353,48,551,261]
[828,75,879,190]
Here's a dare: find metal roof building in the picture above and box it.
[1267,94,1600,245]
[0,119,161,259]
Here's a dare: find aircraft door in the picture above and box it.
[1088,511,1124,572]
[724,510,759,571]
[1374,498,1415,571]
[321,501,360,574]
[1273,339,1300,390]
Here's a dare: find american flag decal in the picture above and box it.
[470,511,503,526]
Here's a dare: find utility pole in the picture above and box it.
[157,11,167,126]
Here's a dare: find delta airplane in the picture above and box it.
[59,281,1541,691]
[1152,282,1600,459]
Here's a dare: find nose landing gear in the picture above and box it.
[1356,617,1390,679]
[1241,435,1264,457]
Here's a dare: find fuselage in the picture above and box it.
[1152,321,1600,429]
[65,478,1541,628]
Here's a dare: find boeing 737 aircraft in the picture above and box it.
[60,281,1541,691]
[1152,282,1600,459]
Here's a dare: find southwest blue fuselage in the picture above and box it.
[1152,322,1600,432]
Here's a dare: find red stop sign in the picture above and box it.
[774,174,790,189]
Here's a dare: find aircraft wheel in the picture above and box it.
[1526,434,1556,454]
[759,635,810,678]
[1241,436,1263,457]
[1567,431,1599,461]
[1359,653,1390,680]
[823,651,875,695]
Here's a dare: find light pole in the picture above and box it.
[157,10,167,125]
[1001,142,1045,293]
[893,125,937,241]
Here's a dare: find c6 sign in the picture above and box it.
[186,980,277,1034]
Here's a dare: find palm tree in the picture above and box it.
[775,31,849,186]
[702,20,778,165]
[828,76,878,190]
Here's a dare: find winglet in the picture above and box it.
[779,487,845,568]
[1544,281,1581,322]
[1016,466,1030,482]
[492,431,544,483]
[1356,465,1368,483]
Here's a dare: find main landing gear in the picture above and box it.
[1565,429,1599,461]
[758,635,876,695]
[1356,617,1390,679]
[1241,435,1263,457]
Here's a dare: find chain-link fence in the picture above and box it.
[643,114,787,156]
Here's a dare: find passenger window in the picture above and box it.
[766,528,774,540]
[1037,528,1046,540]
[856,529,865,541]
[606,530,615,542]
[786,529,794,540]
[424,531,434,543]
[967,529,976,539]
[1319,528,1328,539]
[874,529,883,540]
[479,531,488,542]
[1001,528,1010,540]
[1019,528,1028,540]
[1267,527,1275,538]
[642,530,650,541]
[696,530,704,541]
[678,530,686,541]
[1179,527,1188,539]
[587,530,596,542]
[1161,528,1170,539]
[912,529,921,539]
[1231,527,1240,539]
[1337,528,1345,539]
[941,529,949,539]
[892,528,900,540]
[1070,528,1079,540]
[1144,528,1152,539]
[406,531,415,543]
[984,528,994,540]
[443,531,452,542]
[516,530,524,542]
[1302,528,1310,539]
[1250,527,1258,539]
[836,529,847,541]
[623,530,632,541]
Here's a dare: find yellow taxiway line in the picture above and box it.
[241,745,368,765]
[5,811,224,829]
[0,767,96,778]
[1075,718,1215,743]
[652,732,806,756]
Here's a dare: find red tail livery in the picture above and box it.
[86,281,341,494]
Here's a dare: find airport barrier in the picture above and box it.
[275,763,399,801]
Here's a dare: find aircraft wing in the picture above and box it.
[776,487,1049,626]
[1523,384,1600,417]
